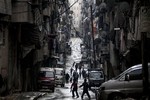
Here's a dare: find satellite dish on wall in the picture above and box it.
[119,2,130,13]
[117,2,130,27]
[99,2,107,13]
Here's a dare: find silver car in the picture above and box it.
[96,63,150,100]
[55,68,65,87]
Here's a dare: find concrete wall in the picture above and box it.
[0,24,9,78]
[0,24,9,94]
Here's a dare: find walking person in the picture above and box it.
[79,64,82,79]
[79,70,82,79]
[70,79,79,98]
[73,70,79,82]
[75,64,78,71]
[82,68,86,78]
[70,67,73,75]
[79,78,91,100]
[65,73,70,83]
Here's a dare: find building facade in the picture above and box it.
[0,0,70,95]
[81,0,150,80]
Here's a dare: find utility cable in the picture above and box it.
[13,0,79,26]
[54,0,79,21]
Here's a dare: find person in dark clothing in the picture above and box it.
[82,68,86,78]
[73,70,79,82]
[79,64,82,71]
[70,80,79,98]
[65,73,70,83]
[79,78,91,100]
[70,67,73,75]
[79,65,82,78]
[75,64,78,71]
[79,70,82,79]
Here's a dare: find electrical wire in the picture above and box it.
[56,0,79,20]
[12,0,79,26]
[12,0,84,52]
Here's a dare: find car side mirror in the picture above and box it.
[125,74,130,81]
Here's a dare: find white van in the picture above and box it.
[96,63,150,100]
[54,68,65,87]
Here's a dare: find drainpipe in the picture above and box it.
[90,5,96,68]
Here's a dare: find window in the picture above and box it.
[55,70,62,75]
[46,71,54,77]
[89,71,104,79]
[128,69,142,80]
[39,71,54,77]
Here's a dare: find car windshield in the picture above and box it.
[113,66,140,80]
[39,71,54,77]
[89,71,104,79]
[55,70,62,75]
[113,69,130,80]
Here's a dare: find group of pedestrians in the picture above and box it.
[70,78,91,100]
[69,64,91,100]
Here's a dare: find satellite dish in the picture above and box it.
[119,2,130,13]
[99,2,107,13]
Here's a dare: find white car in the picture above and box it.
[96,63,150,100]
[55,68,65,87]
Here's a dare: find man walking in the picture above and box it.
[70,79,79,98]
[65,73,70,83]
[82,68,86,78]
[79,78,91,100]
[73,70,79,82]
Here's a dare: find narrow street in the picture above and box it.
[37,78,95,100]
[46,38,95,100]
[1,42,96,100]
[11,77,96,100]
[1,0,150,100]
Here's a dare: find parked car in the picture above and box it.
[96,63,150,100]
[54,67,65,87]
[88,68,104,88]
[37,67,55,92]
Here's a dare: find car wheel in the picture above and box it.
[108,93,123,100]
[109,94,123,100]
